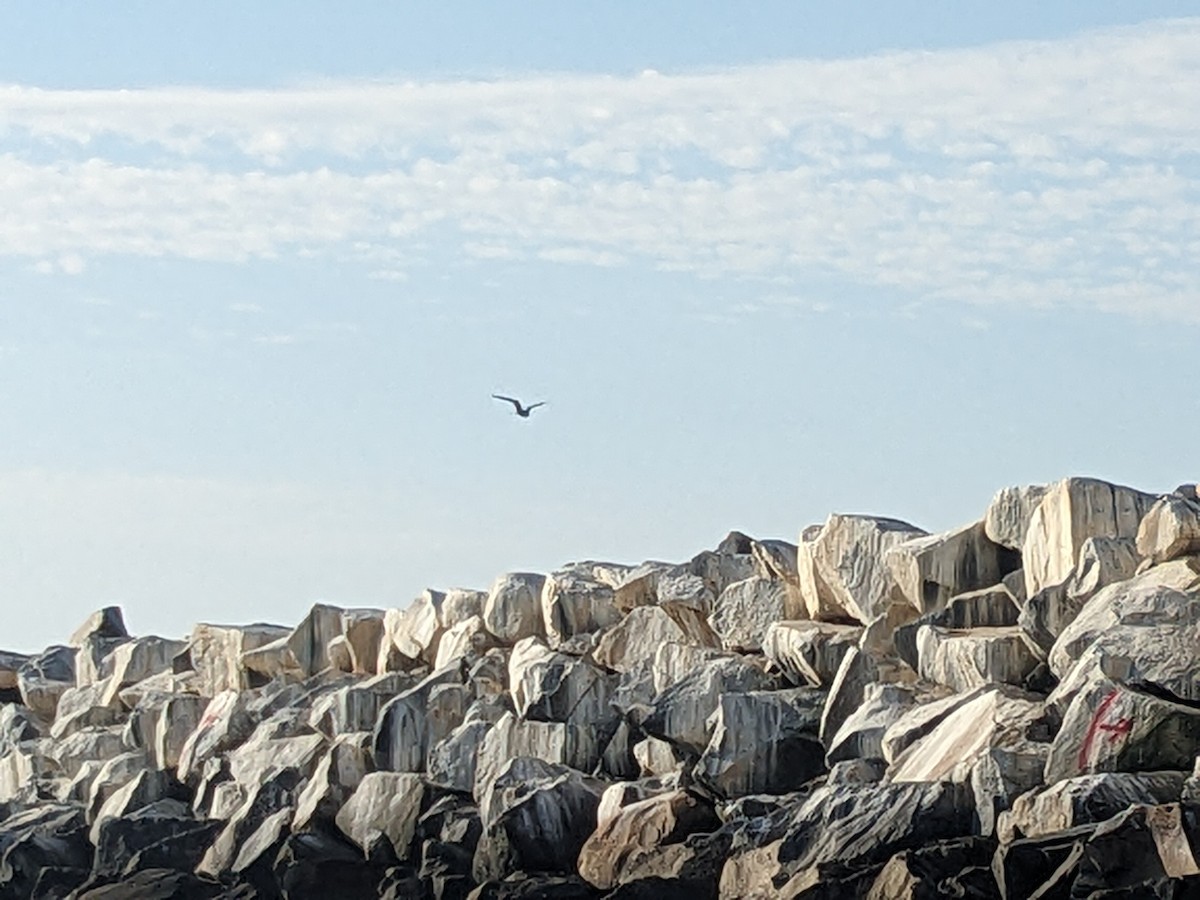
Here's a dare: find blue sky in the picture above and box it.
[1,3,1198,651]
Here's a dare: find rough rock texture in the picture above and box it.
[4,474,1200,897]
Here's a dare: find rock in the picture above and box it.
[442,589,487,629]
[0,804,93,899]
[1137,492,1200,565]
[1047,557,1200,706]
[886,520,1018,616]
[336,770,426,860]
[240,635,303,682]
[274,830,390,900]
[1071,802,1200,893]
[818,646,912,748]
[1019,535,1141,655]
[197,767,301,879]
[227,731,327,794]
[998,771,1188,842]
[185,622,291,694]
[825,682,918,765]
[483,573,547,645]
[372,665,465,773]
[1044,676,1200,783]
[634,737,679,777]
[98,636,189,707]
[473,757,605,883]
[339,608,386,675]
[694,688,826,797]
[49,679,125,740]
[435,615,497,669]
[1022,476,1157,598]
[378,590,446,672]
[690,531,759,600]
[50,725,127,778]
[88,767,186,844]
[176,689,256,782]
[707,576,790,652]
[85,750,153,824]
[90,798,222,882]
[0,738,60,805]
[68,606,129,647]
[640,654,778,756]
[894,584,1020,671]
[16,645,76,720]
[578,789,721,890]
[594,606,719,674]
[865,837,997,900]
[285,602,347,677]
[72,868,224,899]
[427,699,508,792]
[473,711,606,799]
[292,732,373,832]
[508,637,616,732]
[761,621,862,688]
[309,672,415,737]
[797,514,928,623]
[915,625,1041,693]
[153,694,209,771]
[985,484,1050,550]
[541,569,623,647]
[0,650,30,701]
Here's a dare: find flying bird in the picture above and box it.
[492,394,546,418]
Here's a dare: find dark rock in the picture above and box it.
[992,824,1095,900]
[467,874,602,899]
[73,868,225,899]
[91,798,221,881]
[0,804,92,898]
[274,829,389,900]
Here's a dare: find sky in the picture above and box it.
[1,2,1199,652]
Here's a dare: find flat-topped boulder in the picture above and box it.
[886,520,1018,616]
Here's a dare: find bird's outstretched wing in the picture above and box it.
[526,402,547,412]
[491,394,522,410]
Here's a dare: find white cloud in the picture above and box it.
[1,18,1199,319]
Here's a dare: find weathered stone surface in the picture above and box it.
[50,679,126,740]
[695,688,825,797]
[0,804,93,898]
[1137,492,1200,566]
[175,689,256,781]
[998,771,1188,843]
[818,646,912,748]
[0,738,60,805]
[227,731,327,791]
[894,584,1020,671]
[338,608,385,675]
[16,644,76,720]
[1047,557,1200,706]
[578,789,721,890]
[68,606,129,647]
[309,672,413,738]
[886,520,1018,616]
[185,622,291,694]
[690,532,760,601]
[707,576,790,652]
[1019,535,1141,655]
[865,837,997,900]
[826,682,918,765]
[640,654,778,755]
[473,757,605,883]
[427,699,509,792]
[762,620,862,688]
[292,731,373,832]
[97,635,189,708]
[1073,802,1200,893]
[1044,676,1200,783]
[372,665,465,773]
[915,625,1040,693]
[336,770,426,860]
[508,637,616,733]
[50,725,127,778]
[197,767,300,879]
[594,605,719,674]
[797,514,928,623]
[473,712,605,799]
[274,829,391,900]
[483,573,547,644]
[633,736,679,777]
[985,484,1050,550]
[286,602,347,677]
[89,797,221,882]
[435,614,496,669]
[88,767,185,844]
[1022,477,1157,598]
[239,634,303,682]
[541,569,623,647]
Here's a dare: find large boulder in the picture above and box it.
[483,573,547,644]
[886,520,1018,616]
[540,569,623,646]
[377,590,445,672]
[985,484,1050,550]
[17,645,77,720]
[473,757,605,883]
[594,605,719,674]
[473,712,605,799]
[1137,491,1200,566]
[293,732,372,832]
[761,620,861,689]
[68,606,129,647]
[797,514,927,623]
[99,636,188,706]
[1022,477,1157,597]
[335,770,425,860]
[285,602,347,677]
[707,576,790,652]
[508,638,617,736]
[434,615,496,669]
[372,665,465,773]
[577,789,721,891]
[185,622,291,694]
[915,625,1041,694]
[1045,676,1200,783]
[893,584,1020,672]
[825,682,920,765]
[694,688,826,797]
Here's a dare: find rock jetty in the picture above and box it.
[3,475,1200,898]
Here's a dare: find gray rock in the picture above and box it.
[336,770,426,860]
[434,615,497,669]
[894,584,1020,671]
[473,757,604,883]
[88,767,185,844]
[185,622,291,694]
[886,520,1018,616]
[694,688,826,797]
[985,484,1050,550]
[761,620,862,688]
[483,573,547,645]
[16,645,76,720]
[68,606,129,647]
[175,689,257,782]
[196,767,301,879]
[915,625,1041,693]
[707,576,790,652]
[292,731,373,832]
[1137,493,1200,565]
[540,569,623,647]
[826,682,919,765]
[50,679,126,740]
[818,646,913,748]
[797,514,927,623]
[372,665,465,772]
[309,672,415,738]
[593,605,719,674]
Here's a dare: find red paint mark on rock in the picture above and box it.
[1077,688,1132,770]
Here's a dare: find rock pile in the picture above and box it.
[3,475,1200,898]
